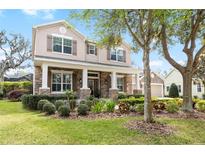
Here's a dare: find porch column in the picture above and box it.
[42,64,48,88]
[109,71,118,100]
[80,68,91,99]
[111,71,117,89]
[82,68,88,89]
[39,63,50,95]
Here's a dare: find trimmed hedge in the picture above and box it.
[43,102,56,115]
[21,94,67,110]
[58,105,70,117]
[118,93,144,99]
[0,81,32,96]
[196,100,205,112]
[118,97,144,106]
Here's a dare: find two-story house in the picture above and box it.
[32,20,138,99]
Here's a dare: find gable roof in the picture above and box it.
[32,20,131,51]
[140,72,164,84]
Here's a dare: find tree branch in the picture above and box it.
[161,24,185,73]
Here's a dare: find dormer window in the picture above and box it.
[52,36,72,54]
[89,44,96,55]
[110,48,125,62]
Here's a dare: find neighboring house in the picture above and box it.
[32,20,138,99]
[138,72,164,97]
[164,69,204,98]
[4,73,33,82]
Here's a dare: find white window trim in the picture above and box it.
[51,70,73,93]
[110,48,125,62]
[88,71,99,79]
[52,34,73,55]
[88,44,96,55]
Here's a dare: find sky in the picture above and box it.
[0,9,188,77]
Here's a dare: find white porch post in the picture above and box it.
[137,73,140,89]
[82,68,88,89]
[111,71,117,89]
[41,64,48,88]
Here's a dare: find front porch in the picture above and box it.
[34,59,137,99]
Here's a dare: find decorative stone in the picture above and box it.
[39,87,50,95]
[109,88,118,100]
[124,74,133,94]
[80,88,91,99]
[100,72,111,98]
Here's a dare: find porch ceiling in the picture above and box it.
[34,56,138,74]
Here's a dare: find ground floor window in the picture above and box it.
[51,71,72,92]
[117,77,124,92]
[197,83,202,92]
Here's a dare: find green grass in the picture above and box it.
[0,100,205,144]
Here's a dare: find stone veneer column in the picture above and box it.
[109,71,118,100]
[39,64,50,95]
[124,74,133,94]
[80,68,90,99]
[100,72,111,98]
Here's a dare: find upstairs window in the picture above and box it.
[53,37,62,53]
[110,48,125,62]
[52,36,72,54]
[63,38,72,54]
[89,44,96,55]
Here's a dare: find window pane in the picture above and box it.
[52,84,61,92]
[64,39,72,46]
[53,37,62,52]
[63,74,71,83]
[63,84,71,91]
[117,50,124,62]
[117,78,124,91]
[52,73,61,83]
[63,46,72,54]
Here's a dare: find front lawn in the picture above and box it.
[0,100,205,144]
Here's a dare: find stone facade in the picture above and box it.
[109,88,118,100]
[100,72,111,98]
[80,88,91,99]
[73,69,82,98]
[34,66,42,94]
[39,88,50,95]
[133,89,142,95]
[124,74,133,94]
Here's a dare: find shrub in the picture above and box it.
[202,94,205,100]
[165,101,179,113]
[91,101,104,113]
[0,91,3,100]
[21,94,67,110]
[135,104,144,114]
[0,81,32,96]
[55,100,66,110]
[37,99,49,111]
[65,90,76,100]
[69,99,76,111]
[77,104,89,116]
[118,92,127,99]
[117,93,144,99]
[153,101,166,112]
[104,100,116,112]
[118,97,144,106]
[8,89,28,101]
[58,105,70,117]
[195,100,205,112]
[43,102,56,115]
[118,102,129,114]
[169,83,179,98]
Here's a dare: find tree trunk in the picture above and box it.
[143,48,153,123]
[182,72,193,112]
[0,72,4,94]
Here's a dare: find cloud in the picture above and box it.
[22,9,55,20]
[150,60,163,67]
[177,60,185,65]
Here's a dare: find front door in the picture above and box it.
[88,79,99,97]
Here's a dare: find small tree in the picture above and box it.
[0,31,31,93]
[169,83,179,98]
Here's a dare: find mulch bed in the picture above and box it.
[52,112,142,120]
[155,110,205,121]
[125,120,174,136]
